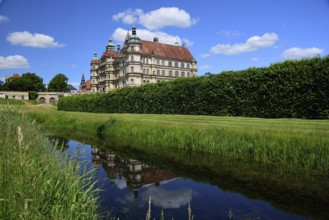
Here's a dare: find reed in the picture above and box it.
[0,110,99,219]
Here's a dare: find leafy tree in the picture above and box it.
[48,73,69,92]
[1,73,45,91]
[28,91,39,100]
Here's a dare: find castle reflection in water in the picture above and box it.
[91,146,177,198]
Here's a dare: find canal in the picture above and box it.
[54,137,328,219]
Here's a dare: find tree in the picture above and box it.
[48,73,69,92]
[1,73,45,91]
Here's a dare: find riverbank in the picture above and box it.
[0,110,99,219]
[13,102,329,172]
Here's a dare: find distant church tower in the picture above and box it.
[79,73,86,92]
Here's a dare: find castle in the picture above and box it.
[90,27,198,92]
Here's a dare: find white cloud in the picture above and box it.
[0,55,30,69]
[113,7,198,30]
[7,31,64,48]
[71,64,77,68]
[201,53,210,58]
[282,47,324,59]
[251,57,259,62]
[112,27,183,45]
[114,177,127,190]
[112,8,141,25]
[200,64,211,70]
[141,187,193,209]
[0,15,9,23]
[210,32,278,55]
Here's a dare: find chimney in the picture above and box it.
[153,37,158,42]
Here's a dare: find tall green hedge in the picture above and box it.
[58,56,329,119]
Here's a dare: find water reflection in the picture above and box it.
[86,145,309,219]
[91,146,178,199]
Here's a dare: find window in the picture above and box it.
[146,59,149,64]
[175,71,179,77]
[143,80,146,83]
[50,98,56,104]
[12,96,15,99]
[21,95,24,100]
[169,70,172,76]
[175,62,178,68]
[187,72,191,77]
[146,69,149,74]
[157,70,160,75]
[157,80,160,83]
[162,60,165,66]
[162,70,165,76]
[131,46,134,52]
[168,61,172,67]
[187,63,190,68]
[147,80,150,83]
[181,72,185,77]
[143,69,146,74]
[131,56,134,62]
[131,78,134,84]
[157,59,160,65]
[131,66,134,73]
[181,63,185,68]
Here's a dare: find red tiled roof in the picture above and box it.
[12,73,21,78]
[85,80,91,90]
[141,40,194,61]
[101,50,118,59]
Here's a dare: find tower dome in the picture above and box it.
[106,38,116,51]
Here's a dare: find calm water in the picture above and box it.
[61,139,319,220]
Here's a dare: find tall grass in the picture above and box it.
[0,111,99,219]
[3,102,329,171]
[22,104,329,172]
[100,119,329,171]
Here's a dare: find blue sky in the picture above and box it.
[1,0,328,88]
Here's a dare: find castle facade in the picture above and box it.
[90,27,198,92]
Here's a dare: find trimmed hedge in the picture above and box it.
[58,56,329,119]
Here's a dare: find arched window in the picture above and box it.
[169,71,172,76]
[162,70,165,76]
[156,59,160,65]
[143,69,146,74]
[131,56,134,62]
[168,61,172,67]
[50,97,56,104]
[162,60,165,66]
[175,71,178,77]
[181,72,185,77]
[131,78,134,84]
[187,63,190,68]
[175,62,178,68]
[157,70,160,75]
[39,97,46,103]
[181,63,185,68]
[131,66,134,73]
[187,72,191,77]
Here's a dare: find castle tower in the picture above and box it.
[90,52,100,92]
